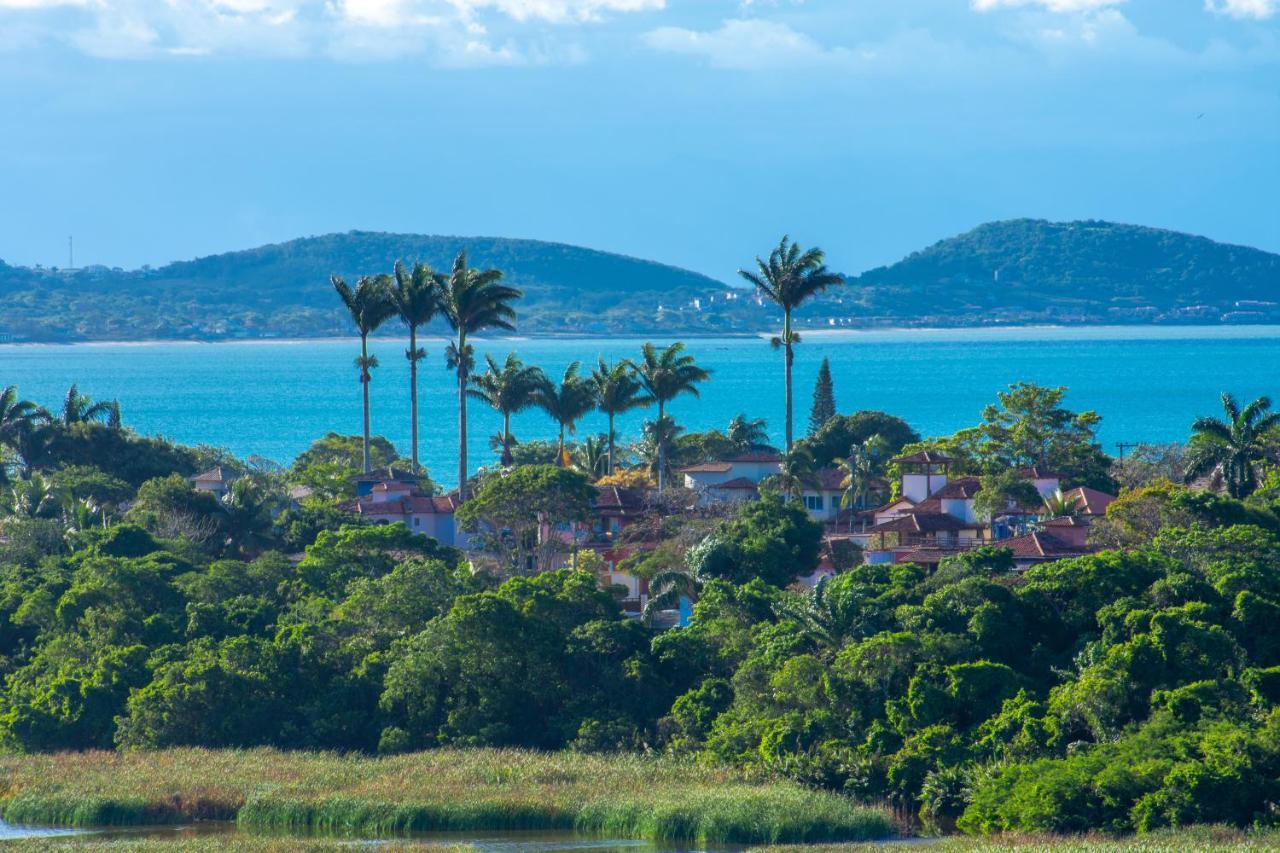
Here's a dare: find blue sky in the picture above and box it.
[1,0,1277,280]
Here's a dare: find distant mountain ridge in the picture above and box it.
[1,220,1277,341]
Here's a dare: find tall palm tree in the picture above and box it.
[638,416,685,490]
[536,361,598,466]
[438,250,522,494]
[762,446,820,501]
[0,387,50,483]
[643,566,699,626]
[468,352,546,466]
[58,384,117,427]
[629,342,710,490]
[738,236,844,452]
[332,273,396,474]
[1186,392,1280,499]
[727,414,770,454]
[391,260,443,474]
[836,435,889,531]
[591,358,648,475]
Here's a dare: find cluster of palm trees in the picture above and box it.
[333,251,713,492]
[0,384,120,481]
[1187,392,1280,499]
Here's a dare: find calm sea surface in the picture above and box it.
[4,327,1279,488]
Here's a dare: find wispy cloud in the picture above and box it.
[642,18,855,70]
[1204,0,1278,19]
[971,0,1124,11]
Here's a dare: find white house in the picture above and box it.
[190,466,236,499]
[680,450,781,495]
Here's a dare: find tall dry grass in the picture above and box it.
[0,748,891,844]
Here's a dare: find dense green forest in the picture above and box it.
[4,378,1280,837]
[2,220,1277,341]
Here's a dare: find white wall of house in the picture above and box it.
[1030,477,1062,499]
[941,497,978,524]
[902,472,947,503]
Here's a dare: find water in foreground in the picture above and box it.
[5,326,1279,487]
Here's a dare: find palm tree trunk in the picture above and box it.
[559,424,566,465]
[457,332,467,497]
[360,332,372,474]
[784,308,794,453]
[607,412,615,475]
[502,411,513,466]
[657,401,666,491]
[409,325,420,473]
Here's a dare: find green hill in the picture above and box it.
[1,221,1277,342]
[0,232,743,341]
[829,219,1280,326]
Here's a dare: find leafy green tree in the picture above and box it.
[962,383,1114,491]
[836,435,891,527]
[290,432,402,500]
[629,343,710,490]
[972,469,1043,522]
[0,387,47,482]
[468,352,546,467]
[1186,392,1280,499]
[390,260,444,474]
[738,236,844,452]
[331,274,396,475]
[809,358,837,436]
[799,411,920,469]
[295,522,459,598]
[693,493,822,587]
[455,465,596,576]
[437,250,522,494]
[590,359,648,475]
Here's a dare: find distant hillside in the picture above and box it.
[826,219,1280,326]
[0,233,746,341]
[1,221,1277,342]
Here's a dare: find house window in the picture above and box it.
[414,518,420,527]
[804,495,825,511]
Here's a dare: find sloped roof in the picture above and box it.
[1003,531,1089,560]
[893,450,953,465]
[1064,486,1116,516]
[711,477,760,491]
[812,468,846,490]
[1020,467,1064,479]
[191,466,235,484]
[350,468,421,484]
[594,485,650,516]
[870,512,973,534]
[679,462,733,474]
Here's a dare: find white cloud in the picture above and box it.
[643,18,853,70]
[1205,0,1278,19]
[0,0,659,59]
[971,0,1124,11]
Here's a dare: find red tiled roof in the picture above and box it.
[343,492,460,518]
[812,467,846,490]
[1042,516,1088,528]
[350,468,421,484]
[1003,531,1089,560]
[373,482,413,492]
[870,512,973,534]
[711,477,760,491]
[594,486,650,515]
[1063,486,1116,516]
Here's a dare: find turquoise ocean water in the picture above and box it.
[4,326,1279,489]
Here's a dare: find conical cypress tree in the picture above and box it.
[809,357,836,435]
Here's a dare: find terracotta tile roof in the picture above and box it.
[373,482,414,492]
[1002,531,1089,560]
[594,486,650,516]
[711,477,760,491]
[1063,486,1116,516]
[811,467,847,490]
[343,491,460,517]
[870,512,973,534]
[1020,467,1064,479]
[893,450,953,465]
[1042,516,1088,528]
[679,462,733,474]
